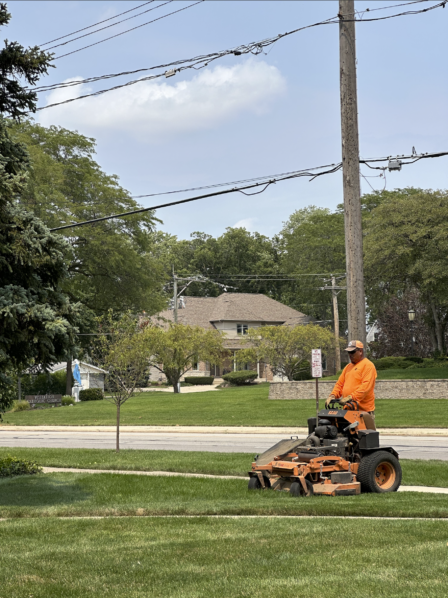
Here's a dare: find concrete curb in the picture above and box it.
[41,467,448,494]
[2,425,448,437]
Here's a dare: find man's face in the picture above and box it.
[348,348,363,364]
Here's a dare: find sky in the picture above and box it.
[6,0,448,239]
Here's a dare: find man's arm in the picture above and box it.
[330,368,346,399]
[348,364,376,406]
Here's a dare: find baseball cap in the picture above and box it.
[344,340,364,352]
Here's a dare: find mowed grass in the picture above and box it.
[2,385,448,427]
[1,517,448,598]
[0,447,447,488]
[1,472,448,519]
[324,367,448,380]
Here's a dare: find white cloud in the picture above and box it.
[233,218,257,232]
[39,61,286,140]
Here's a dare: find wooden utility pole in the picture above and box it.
[339,0,366,345]
[173,271,178,323]
[331,276,342,372]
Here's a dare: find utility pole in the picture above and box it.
[173,270,178,323]
[339,0,366,345]
[331,276,342,372]
[319,276,346,373]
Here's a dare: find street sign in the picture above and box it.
[311,349,322,378]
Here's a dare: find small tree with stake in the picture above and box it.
[92,312,148,452]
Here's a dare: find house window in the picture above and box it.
[237,324,248,335]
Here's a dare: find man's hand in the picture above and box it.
[338,395,353,405]
[325,394,336,408]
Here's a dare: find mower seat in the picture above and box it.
[361,412,376,431]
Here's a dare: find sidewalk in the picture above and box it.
[1,425,448,436]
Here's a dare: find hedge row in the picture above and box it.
[79,388,104,401]
[184,376,214,385]
[222,370,258,385]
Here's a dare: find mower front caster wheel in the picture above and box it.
[357,450,402,493]
[248,476,262,490]
[290,480,314,497]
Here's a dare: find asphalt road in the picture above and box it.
[0,430,447,460]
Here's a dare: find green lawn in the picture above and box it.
[1,517,448,598]
[1,471,448,519]
[2,385,448,427]
[324,366,448,380]
[1,447,447,488]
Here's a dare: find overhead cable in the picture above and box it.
[45,2,166,50]
[54,1,203,60]
[40,2,154,46]
[48,150,448,233]
[34,0,446,111]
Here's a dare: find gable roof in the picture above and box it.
[154,293,311,329]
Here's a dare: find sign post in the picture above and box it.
[311,349,322,424]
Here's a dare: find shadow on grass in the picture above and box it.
[0,474,91,507]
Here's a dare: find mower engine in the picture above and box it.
[248,398,402,497]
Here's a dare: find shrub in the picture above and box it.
[62,395,75,406]
[21,369,66,396]
[292,360,312,381]
[222,370,258,385]
[184,376,215,385]
[79,388,104,401]
[0,455,42,477]
[372,357,417,370]
[11,400,30,412]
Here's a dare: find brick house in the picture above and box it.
[151,293,313,382]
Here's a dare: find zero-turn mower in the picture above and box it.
[248,398,402,496]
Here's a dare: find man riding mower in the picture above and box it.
[248,396,402,496]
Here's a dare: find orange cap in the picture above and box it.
[344,340,364,352]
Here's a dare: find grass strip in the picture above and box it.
[1,472,448,519]
[1,517,448,598]
[2,385,448,427]
[0,447,447,488]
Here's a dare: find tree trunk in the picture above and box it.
[116,402,120,452]
[430,302,444,354]
[173,382,180,393]
[66,357,72,396]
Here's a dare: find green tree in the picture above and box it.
[152,227,282,299]
[363,188,448,354]
[0,5,79,411]
[12,120,166,315]
[92,312,148,452]
[143,323,226,392]
[239,324,336,381]
[280,206,346,323]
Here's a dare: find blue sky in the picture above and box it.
[6,0,448,239]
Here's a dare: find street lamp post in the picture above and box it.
[408,309,416,356]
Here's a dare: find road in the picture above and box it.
[1,430,447,460]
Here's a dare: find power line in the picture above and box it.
[54,1,203,61]
[46,2,166,50]
[40,2,154,46]
[49,162,343,232]
[33,1,446,111]
[48,150,448,232]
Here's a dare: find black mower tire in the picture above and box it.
[290,480,314,497]
[248,476,262,490]
[357,450,402,493]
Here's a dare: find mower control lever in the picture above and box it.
[343,421,359,433]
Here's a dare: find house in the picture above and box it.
[152,293,313,382]
[48,361,107,390]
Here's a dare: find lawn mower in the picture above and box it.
[248,398,402,496]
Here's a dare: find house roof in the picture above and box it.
[45,362,107,374]
[154,293,311,329]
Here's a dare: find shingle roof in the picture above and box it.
[154,293,310,329]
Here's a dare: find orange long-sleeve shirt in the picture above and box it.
[330,358,377,412]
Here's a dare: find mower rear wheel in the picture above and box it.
[248,476,262,490]
[357,451,402,493]
[290,480,314,497]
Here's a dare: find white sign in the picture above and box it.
[311,349,322,378]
